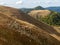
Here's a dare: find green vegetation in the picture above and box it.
[0,6,60,45]
[36,11,60,26]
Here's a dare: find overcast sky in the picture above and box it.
[0,0,60,8]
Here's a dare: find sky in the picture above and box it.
[0,0,60,8]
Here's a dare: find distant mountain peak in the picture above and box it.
[21,6,45,13]
[34,6,45,10]
[35,6,43,8]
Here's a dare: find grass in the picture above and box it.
[0,6,60,45]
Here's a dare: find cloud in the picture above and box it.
[46,0,60,4]
[16,0,23,4]
[0,2,5,5]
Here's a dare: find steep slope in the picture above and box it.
[0,6,58,35]
[0,6,60,45]
[28,10,60,40]
[0,10,60,45]
[0,6,60,40]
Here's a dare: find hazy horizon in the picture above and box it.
[0,0,60,8]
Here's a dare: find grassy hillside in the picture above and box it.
[28,10,60,26]
[28,10,51,17]
[0,6,60,45]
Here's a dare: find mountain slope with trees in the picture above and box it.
[0,6,60,45]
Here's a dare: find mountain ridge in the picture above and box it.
[21,6,45,13]
[0,6,60,45]
[46,7,60,12]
